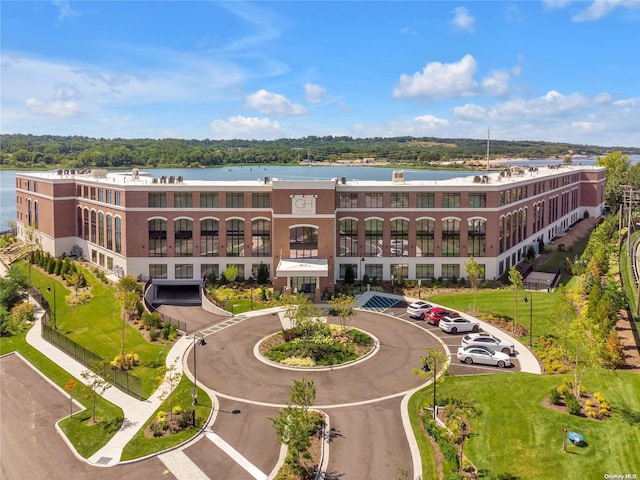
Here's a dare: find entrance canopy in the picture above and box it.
[276,258,329,277]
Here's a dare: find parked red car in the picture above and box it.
[424,307,458,326]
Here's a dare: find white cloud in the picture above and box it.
[572,0,625,21]
[504,3,526,23]
[400,26,417,35]
[543,0,573,10]
[25,98,85,118]
[393,54,479,99]
[451,7,475,32]
[304,83,327,104]
[481,70,512,96]
[246,89,306,115]
[209,115,285,139]
[52,1,80,21]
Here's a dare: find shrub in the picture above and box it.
[564,391,582,416]
[550,387,561,405]
[178,408,194,429]
[172,405,183,416]
[142,312,163,330]
[149,327,160,342]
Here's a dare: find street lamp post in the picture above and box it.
[46,283,57,330]
[249,274,255,311]
[523,292,533,346]
[359,257,365,292]
[422,355,438,419]
[191,332,207,406]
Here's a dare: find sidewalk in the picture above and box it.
[24,300,195,467]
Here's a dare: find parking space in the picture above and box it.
[372,299,522,375]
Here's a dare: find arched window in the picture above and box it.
[90,210,97,243]
[34,201,39,228]
[468,218,486,257]
[106,214,113,250]
[77,207,83,238]
[339,218,358,257]
[115,216,122,253]
[226,219,245,257]
[252,219,271,256]
[175,218,193,257]
[505,213,512,249]
[148,218,167,257]
[289,226,318,259]
[27,199,32,226]
[200,219,219,257]
[499,215,505,253]
[390,219,408,256]
[416,219,434,257]
[98,212,105,247]
[441,218,460,257]
[364,219,383,257]
[83,208,89,240]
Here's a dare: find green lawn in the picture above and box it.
[410,370,640,480]
[427,288,562,344]
[0,329,124,458]
[225,298,270,314]
[22,262,169,397]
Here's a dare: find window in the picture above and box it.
[227,264,245,280]
[416,219,435,257]
[416,193,435,208]
[468,219,487,257]
[442,193,461,208]
[364,264,383,283]
[149,264,167,279]
[290,277,316,294]
[289,226,318,259]
[91,249,97,263]
[200,193,219,208]
[252,219,271,256]
[114,191,121,206]
[390,219,408,256]
[201,264,219,280]
[98,252,105,267]
[106,190,112,204]
[226,219,245,256]
[364,219,383,257]
[416,264,434,279]
[90,211,97,243]
[98,189,104,202]
[226,193,244,208]
[27,199,32,226]
[441,264,460,280]
[106,214,113,250]
[200,219,219,256]
[339,193,358,208]
[339,264,357,280]
[174,218,193,257]
[391,263,408,281]
[77,207,83,238]
[252,193,270,208]
[149,193,166,208]
[339,219,358,257]
[90,188,96,201]
[174,193,192,208]
[98,212,105,246]
[148,219,167,257]
[107,257,113,271]
[83,186,89,198]
[365,193,383,208]
[82,208,89,240]
[468,193,486,208]
[175,264,193,279]
[115,216,122,253]
[441,219,460,257]
[391,193,409,208]
[33,201,39,228]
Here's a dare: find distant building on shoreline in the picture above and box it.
[15,165,605,301]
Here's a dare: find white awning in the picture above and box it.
[276,259,329,277]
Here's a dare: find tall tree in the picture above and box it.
[508,267,523,327]
[465,256,483,312]
[596,151,631,208]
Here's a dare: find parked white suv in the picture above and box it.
[406,301,434,320]
[439,316,480,334]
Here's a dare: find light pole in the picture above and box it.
[422,355,438,419]
[191,332,207,406]
[46,283,57,330]
[249,273,255,311]
[523,292,533,346]
[359,257,365,292]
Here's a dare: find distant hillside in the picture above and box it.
[1,133,638,169]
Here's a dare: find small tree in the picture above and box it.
[158,360,183,420]
[257,263,269,285]
[326,293,356,331]
[66,271,86,295]
[81,365,111,423]
[289,378,316,418]
[508,267,523,328]
[465,256,483,312]
[222,265,239,284]
[344,264,355,285]
[412,347,449,411]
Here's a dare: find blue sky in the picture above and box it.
[2,1,639,146]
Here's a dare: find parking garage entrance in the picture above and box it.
[147,279,202,307]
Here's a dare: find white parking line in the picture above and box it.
[205,431,267,480]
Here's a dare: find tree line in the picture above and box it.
[2,133,638,170]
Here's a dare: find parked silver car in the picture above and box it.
[439,316,480,334]
[406,300,434,320]
[457,345,511,368]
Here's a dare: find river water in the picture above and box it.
[1,156,637,230]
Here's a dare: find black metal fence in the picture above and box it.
[34,288,143,400]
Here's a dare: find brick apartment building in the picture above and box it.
[15,165,605,301]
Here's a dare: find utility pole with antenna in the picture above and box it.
[486,127,491,171]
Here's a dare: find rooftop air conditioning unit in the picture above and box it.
[392,170,405,183]
[132,168,139,180]
[341,177,347,184]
